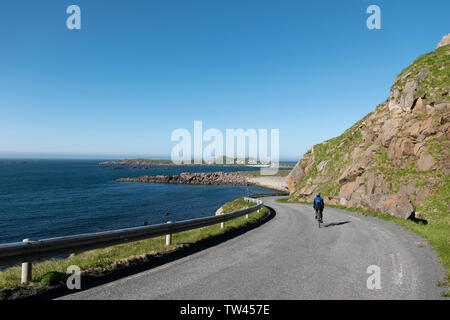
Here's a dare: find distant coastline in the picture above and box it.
[99,158,295,168]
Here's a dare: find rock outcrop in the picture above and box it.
[437,33,450,49]
[285,161,304,192]
[286,36,450,219]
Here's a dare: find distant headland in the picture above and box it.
[99,158,295,168]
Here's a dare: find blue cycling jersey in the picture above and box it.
[313,196,324,208]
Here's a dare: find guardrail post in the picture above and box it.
[166,221,172,246]
[220,221,224,229]
[246,198,250,218]
[21,238,32,285]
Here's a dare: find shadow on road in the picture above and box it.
[31,206,277,300]
[323,221,351,228]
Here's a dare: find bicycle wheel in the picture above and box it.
[318,211,323,228]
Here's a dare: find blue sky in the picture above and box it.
[0,0,448,160]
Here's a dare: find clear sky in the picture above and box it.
[0,0,448,160]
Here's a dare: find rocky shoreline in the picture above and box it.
[116,172,250,186]
[116,172,290,192]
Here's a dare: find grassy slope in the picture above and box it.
[392,45,450,105]
[0,198,268,290]
[292,45,449,199]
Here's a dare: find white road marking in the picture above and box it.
[390,253,403,285]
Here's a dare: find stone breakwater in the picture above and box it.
[116,172,250,186]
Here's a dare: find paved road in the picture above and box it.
[59,197,446,299]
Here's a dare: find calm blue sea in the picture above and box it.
[0,160,276,244]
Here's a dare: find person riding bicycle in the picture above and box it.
[313,193,324,223]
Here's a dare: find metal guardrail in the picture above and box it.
[0,197,264,283]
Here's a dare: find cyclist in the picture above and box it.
[313,193,324,223]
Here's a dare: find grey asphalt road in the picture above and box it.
[58,197,446,300]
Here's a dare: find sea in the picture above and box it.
[0,159,277,244]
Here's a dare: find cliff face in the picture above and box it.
[286,35,449,219]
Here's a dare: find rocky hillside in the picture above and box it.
[286,35,449,220]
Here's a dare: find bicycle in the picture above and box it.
[315,208,323,228]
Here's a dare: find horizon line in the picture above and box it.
[0,154,299,162]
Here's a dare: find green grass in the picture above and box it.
[0,198,268,291]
